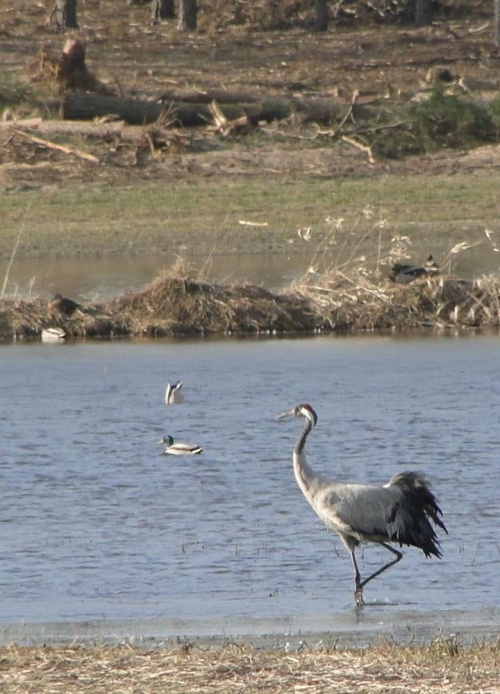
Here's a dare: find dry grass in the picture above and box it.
[1,260,500,342]
[1,640,499,693]
[293,272,500,332]
[110,262,317,337]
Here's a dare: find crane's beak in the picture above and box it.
[276,409,294,421]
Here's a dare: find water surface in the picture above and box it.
[0,334,499,642]
[1,243,499,301]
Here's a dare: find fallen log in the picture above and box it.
[1,119,190,155]
[156,89,262,104]
[61,93,293,126]
[9,128,99,162]
[0,118,126,139]
[61,93,378,127]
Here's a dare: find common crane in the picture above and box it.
[277,403,447,605]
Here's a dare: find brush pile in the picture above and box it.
[1,267,500,343]
[110,272,317,336]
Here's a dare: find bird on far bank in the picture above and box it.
[276,403,447,606]
[389,254,439,284]
[165,380,184,404]
[50,293,83,317]
[158,435,202,455]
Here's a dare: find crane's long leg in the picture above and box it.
[351,543,403,605]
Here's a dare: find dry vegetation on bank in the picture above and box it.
[1,640,499,693]
[1,0,500,338]
[1,265,500,342]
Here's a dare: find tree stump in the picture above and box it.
[57,39,115,95]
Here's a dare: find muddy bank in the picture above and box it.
[1,270,500,343]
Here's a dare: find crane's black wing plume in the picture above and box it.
[386,472,448,558]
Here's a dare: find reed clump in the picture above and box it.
[110,266,317,336]
[293,271,500,332]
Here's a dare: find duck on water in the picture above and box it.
[158,435,203,456]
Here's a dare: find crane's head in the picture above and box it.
[276,403,318,426]
[158,435,174,446]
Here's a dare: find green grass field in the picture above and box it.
[2,172,499,259]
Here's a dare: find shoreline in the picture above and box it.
[2,606,499,649]
[2,271,500,343]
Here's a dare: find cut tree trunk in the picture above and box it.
[61,93,377,127]
[156,89,261,104]
[61,94,293,126]
[495,0,499,47]
[178,0,197,30]
[151,0,175,22]
[412,0,431,25]
[314,0,329,32]
[55,0,78,29]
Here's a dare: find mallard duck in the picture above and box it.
[389,254,439,284]
[158,435,202,455]
[41,327,66,342]
[165,380,184,404]
[50,294,83,317]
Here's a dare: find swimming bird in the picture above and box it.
[276,403,447,605]
[165,381,184,404]
[389,254,439,284]
[41,327,66,342]
[158,435,202,456]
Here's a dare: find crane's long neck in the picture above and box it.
[293,417,320,498]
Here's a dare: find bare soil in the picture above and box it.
[1,0,500,195]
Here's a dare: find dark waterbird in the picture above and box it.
[389,254,439,284]
[277,403,448,605]
[50,293,83,316]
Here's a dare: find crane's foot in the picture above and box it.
[354,587,365,606]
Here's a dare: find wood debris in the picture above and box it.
[208,100,252,136]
